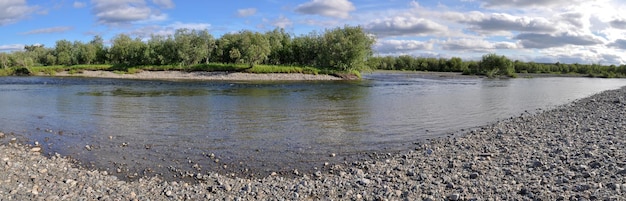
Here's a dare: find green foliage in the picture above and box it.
[479,53,516,77]
[369,54,626,78]
[319,26,375,72]
[0,68,14,76]
[4,25,625,79]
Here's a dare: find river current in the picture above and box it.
[1,72,625,179]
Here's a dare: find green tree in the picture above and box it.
[265,28,291,65]
[55,40,73,66]
[479,53,515,77]
[238,31,270,68]
[89,36,107,64]
[109,34,147,66]
[73,41,97,65]
[320,26,375,71]
[0,53,10,68]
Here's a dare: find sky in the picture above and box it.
[1,0,626,65]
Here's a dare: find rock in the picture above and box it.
[531,160,543,168]
[469,172,479,179]
[10,138,16,143]
[165,190,173,197]
[30,147,41,152]
[357,178,371,186]
[0,132,4,138]
[448,193,460,201]
[85,145,92,151]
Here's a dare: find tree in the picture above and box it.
[55,40,73,65]
[74,41,97,65]
[238,31,270,68]
[89,36,107,64]
[109,34,147,66]
[479,53,515,77]
[0,53,10,68]
[197,30,216,64]
[265,28,291,65]
[23,44,50,66]
[320,26,375,71]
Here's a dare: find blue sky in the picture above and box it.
[2,0,626,64]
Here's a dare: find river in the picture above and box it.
[1,72,625,180]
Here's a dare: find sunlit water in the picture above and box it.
[1,73,625,179]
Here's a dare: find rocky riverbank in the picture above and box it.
[2,86,626,200]
[48,70,343,81]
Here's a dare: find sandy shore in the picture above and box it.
[1,86,626,199]
[50,70,343,81]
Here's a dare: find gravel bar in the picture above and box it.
[2,86,626,200]
[50,70,343,81]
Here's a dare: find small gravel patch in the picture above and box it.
[51,70,343,81]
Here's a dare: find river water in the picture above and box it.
[1,72,625,180]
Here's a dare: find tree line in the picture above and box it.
[0,26,375,72]
[368,54,626,78]
[1,24,625,77]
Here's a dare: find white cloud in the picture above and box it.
[481,0,584,9]
[237,8,257,17]
[169,22,211,30]
[374,39,433,54]
[438,38,518,51]
[608,39,626,49]
[0,0,38,26]
[73,1,86,8]
[295,0,355,19]
[91,0,167,26]
[152,0,174,9]
[129,22,211,38]
[20,26,74,35]
[515,32,604,49]
[0,44,24,52]
[539,46,626,64]
[272,15,293,29]
[299,19,339,27]
[609,19,626,29]
[364,16,448,38]
[559,12,586,29]
[456,12,556,35]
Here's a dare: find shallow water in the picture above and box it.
[1,73,625,180]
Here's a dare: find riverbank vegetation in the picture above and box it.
[367,53,626,78]
[1,24,625,78]
[0,26,374,78]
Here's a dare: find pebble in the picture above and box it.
[30,147,41,152]
[469,172,479,179]
[448,193,460,201]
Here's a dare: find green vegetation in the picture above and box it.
[368,54,626,78]
[2,24,624,79]
[0,26,374,78]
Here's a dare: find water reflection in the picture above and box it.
[1,75,626,180]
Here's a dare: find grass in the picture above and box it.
[0,63,358,78]
[0,68,14,76]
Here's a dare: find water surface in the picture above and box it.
[1,73,625,179]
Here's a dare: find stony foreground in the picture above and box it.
[1,87,626,200]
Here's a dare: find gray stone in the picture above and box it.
[448,193,460,201]
[469,172,479,179]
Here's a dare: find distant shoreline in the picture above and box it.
[40,70,344,81]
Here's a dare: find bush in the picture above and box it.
[479,53,516,77]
